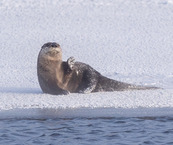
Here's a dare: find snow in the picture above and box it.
[0,0,173,118]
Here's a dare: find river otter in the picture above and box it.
[37,42,158,95]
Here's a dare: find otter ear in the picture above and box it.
[41,43,47,49]
[41,46,48,51]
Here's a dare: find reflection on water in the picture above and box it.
[0,117,173,145]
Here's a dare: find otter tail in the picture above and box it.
[127,84,160,91]
[95,75,159,92]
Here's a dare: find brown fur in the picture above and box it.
[38,42,159,95]
[37,43,82,95]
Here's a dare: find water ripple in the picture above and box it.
[0,117,173,145]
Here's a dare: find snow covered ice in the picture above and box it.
[0,0,173,118]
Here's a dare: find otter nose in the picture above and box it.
[51,43,58,48]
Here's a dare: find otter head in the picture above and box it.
[39,42,62,61]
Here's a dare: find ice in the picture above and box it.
[0,0,173,118]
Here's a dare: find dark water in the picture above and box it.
[0,116,173,145]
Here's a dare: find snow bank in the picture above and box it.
[0,0,173,118]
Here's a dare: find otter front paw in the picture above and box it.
[67,56,75,70]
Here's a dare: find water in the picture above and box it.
[0,116,173,145]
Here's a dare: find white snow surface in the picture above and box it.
[0,0,173,118]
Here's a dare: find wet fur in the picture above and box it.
[37,42,159,95]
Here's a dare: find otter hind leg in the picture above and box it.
[79,83,97,94]
[78,69,99,94]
